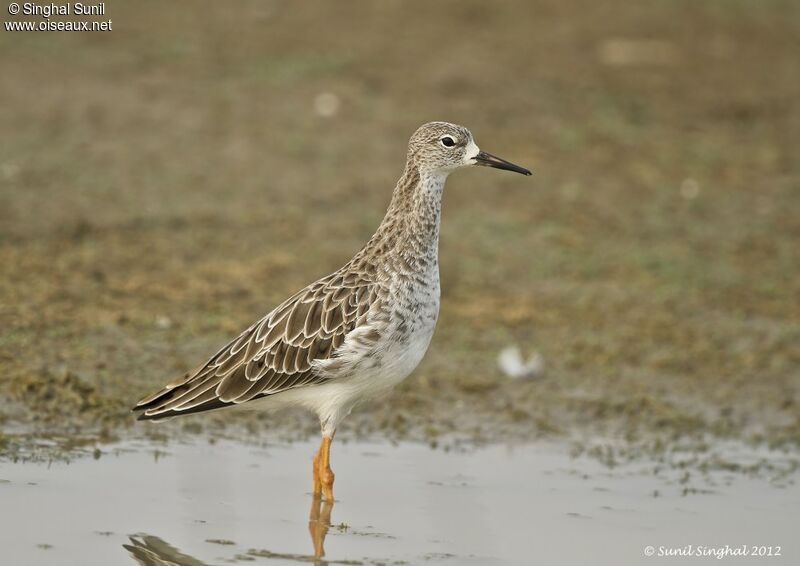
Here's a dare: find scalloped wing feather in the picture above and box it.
[133,270,380,420]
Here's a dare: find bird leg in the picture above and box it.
[311,434,335,500]
[312,439,323,497]
[316,435,335,501]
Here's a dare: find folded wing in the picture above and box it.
[133,270,378,420]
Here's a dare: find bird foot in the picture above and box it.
[320,467,335,502]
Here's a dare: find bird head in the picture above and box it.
[407,121,532,177]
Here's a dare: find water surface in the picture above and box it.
[1,439,796,565]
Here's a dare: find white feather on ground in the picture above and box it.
[498,346,544,379]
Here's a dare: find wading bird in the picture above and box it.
[133,122,531,500]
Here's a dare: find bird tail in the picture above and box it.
[132,378,229,422]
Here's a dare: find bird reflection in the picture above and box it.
[308,495,334,563]
[123,535,208,566]
[123,496,335,565]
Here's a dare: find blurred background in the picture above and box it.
[1,0,798,456]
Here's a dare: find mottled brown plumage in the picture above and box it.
[133,121,531,500]
[135,268,380,418]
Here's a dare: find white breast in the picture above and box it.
[380,261,441,375]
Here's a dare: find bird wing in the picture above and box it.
[133,269,379,420]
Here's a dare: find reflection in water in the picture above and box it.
[122,496,335,566]
[308,496,334,562]
[7,440,792,565]
[124,535,208,566]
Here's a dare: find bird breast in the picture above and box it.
[376,253,441,384]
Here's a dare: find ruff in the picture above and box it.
[134,121,531,500]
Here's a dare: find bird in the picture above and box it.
[133,122,531,501]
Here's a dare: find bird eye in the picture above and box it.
[440,136,456,148]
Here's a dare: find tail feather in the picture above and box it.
[132,382,233,421]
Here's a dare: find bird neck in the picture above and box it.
[360,163,447,264]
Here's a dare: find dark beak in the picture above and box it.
[474,151,532,176]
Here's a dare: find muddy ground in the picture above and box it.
[1,1,798,461]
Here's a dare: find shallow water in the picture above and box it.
[1,439,796,565]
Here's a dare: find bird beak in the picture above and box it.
[473,151,532,176]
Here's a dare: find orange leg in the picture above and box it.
[316,435,335,501]
[312,439,323,497]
